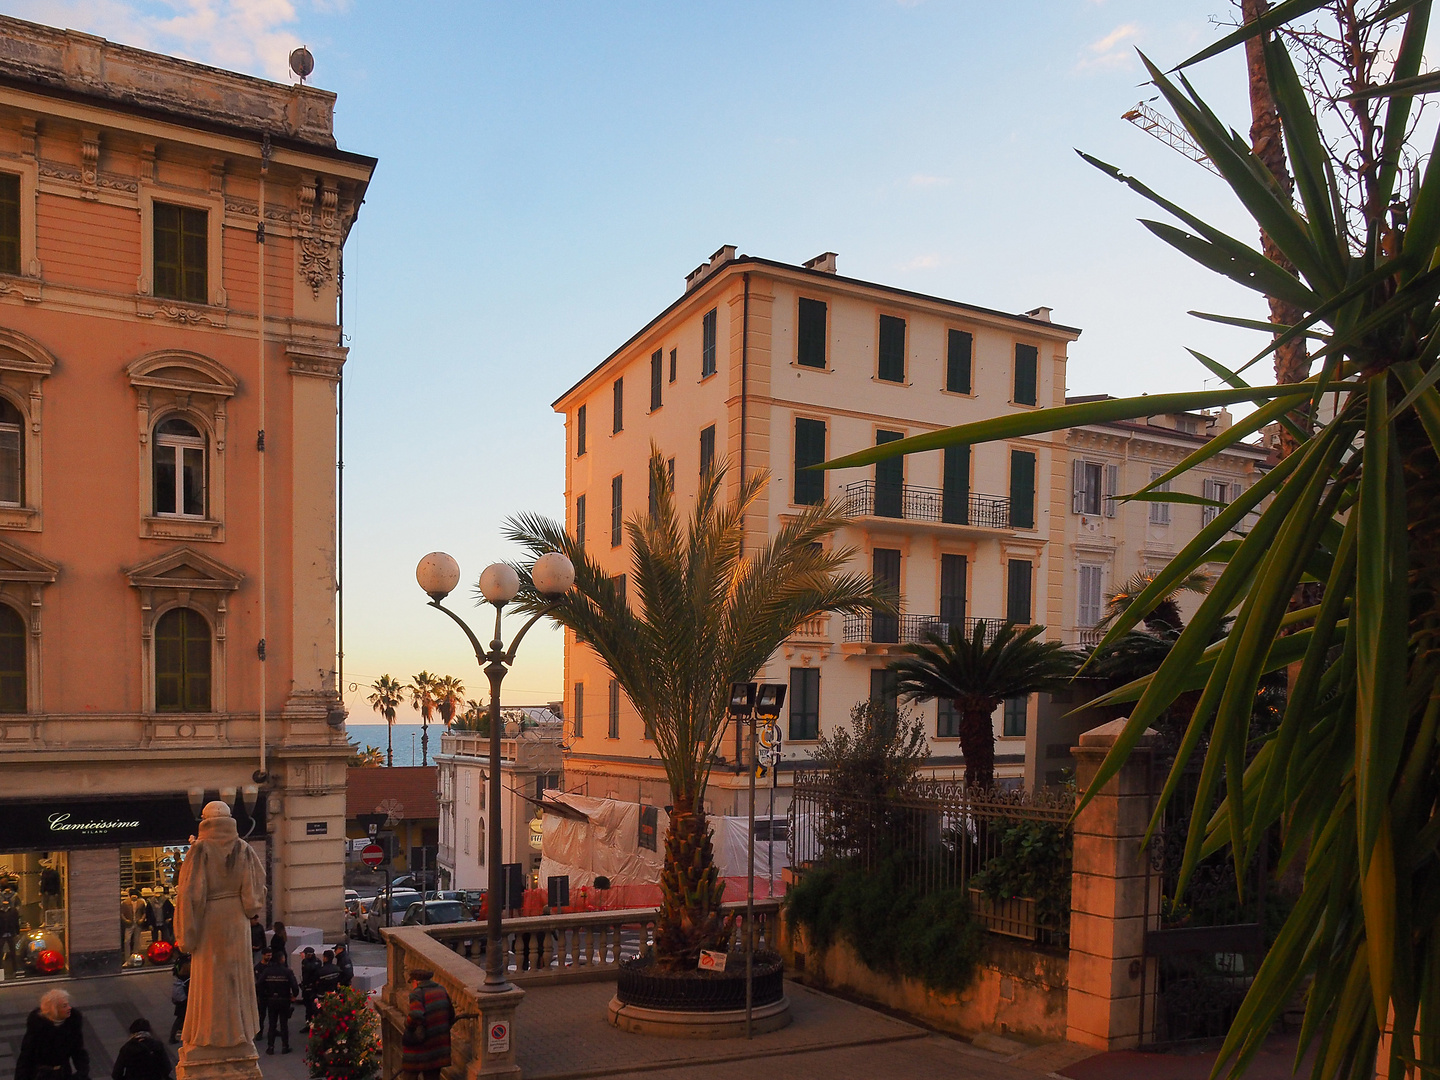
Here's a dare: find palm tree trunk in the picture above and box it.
[957,699,996,790]
[387,717,394,767]
[653,794,728,970]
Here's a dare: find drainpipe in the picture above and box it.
[735,272,750,769]
[254,134,270,785]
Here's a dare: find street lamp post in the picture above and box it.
[416,550,574,994]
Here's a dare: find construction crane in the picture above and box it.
[1122,100,1221,176]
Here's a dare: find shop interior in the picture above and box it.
[0,851,68,979]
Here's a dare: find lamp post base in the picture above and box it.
[472,984,525,1078]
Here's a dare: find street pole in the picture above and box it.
[745,712,757,1040]
[483,605,508,990]
[768,763,776,899]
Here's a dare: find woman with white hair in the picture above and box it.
[15,988,90,1080]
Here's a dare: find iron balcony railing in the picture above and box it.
[844,480,1010,529]
[843,612,1010,646]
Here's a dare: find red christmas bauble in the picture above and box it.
[34,949,64,974]
[146,940,173,964]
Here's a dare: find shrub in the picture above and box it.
[305,986,381,1080]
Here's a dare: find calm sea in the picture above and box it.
[344,723,443,767]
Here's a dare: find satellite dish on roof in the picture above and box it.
[289,46,315,83]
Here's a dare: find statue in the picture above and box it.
[173,801,266,1080]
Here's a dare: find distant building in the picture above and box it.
[345,766,438,883]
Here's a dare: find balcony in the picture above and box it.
[843,613,1007,647]
[843,480,1010,529]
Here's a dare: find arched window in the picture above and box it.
[0,603,24,712]
[153,417,205,518]
[155,607,210,712]
[0,396,22,507]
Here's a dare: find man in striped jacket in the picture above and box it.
[401,969,454,1080]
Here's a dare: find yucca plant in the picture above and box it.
[823,3,1440,1074]
[504,450,875,969]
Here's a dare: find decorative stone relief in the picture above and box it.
[298,236,333,300]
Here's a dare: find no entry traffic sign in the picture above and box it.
[361,843,385,868]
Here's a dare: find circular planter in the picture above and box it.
[609,952,792,1038]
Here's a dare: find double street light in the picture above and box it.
[416,550,575,993]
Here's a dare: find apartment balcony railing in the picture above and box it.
[843,612,1009,646]
[1077,627,1106,649]
[844,480,1010,529]
[789,614,831,640]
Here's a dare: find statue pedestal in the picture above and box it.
[176,1043,263,1080]
[470,985,525,1079]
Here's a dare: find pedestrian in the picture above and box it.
[333,941,354,988]
[268,921,288,963]
[254,949,299,1055]
[314,950,341,998]
[15,989,89,1080]
[401,968,453,1080]
[249,914,265,967]
[298,947,320,1030]
[111,1019,171,1080]
[168,954,190,1045]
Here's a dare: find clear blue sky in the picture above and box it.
[16,1,1267,715]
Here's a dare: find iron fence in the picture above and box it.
[843,480,1011,528]
[842,613,1008,646]
[789,770,1074,947]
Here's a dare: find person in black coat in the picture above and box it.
[249,915,265,967]
[111,1019,171,1080]
[16,989,89,1080]
[298,947,321,1029]
[333,942,354,988]
[254,950,299,1055]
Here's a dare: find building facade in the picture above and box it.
[0,17,375,976]
[552,247,1080,814]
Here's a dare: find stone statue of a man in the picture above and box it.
[173,800,266,1080]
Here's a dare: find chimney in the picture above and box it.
[684,245,738,292]
[803,252,838,274]
[1024,306,1053,322]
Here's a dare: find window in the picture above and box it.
[1202,478,1233,526]
[573,682,584,739]
[668,457,676,490]
[613,573,627,606]
[153,202,208,304]
[669,348,677,383]
[1003,695,1028,738]
[1078,564,1104,628]
[869,669,899,710]
[942,445,969,525]
[608,679,620,739]
[649,469,659,517]
[1009,449,1036,529]
[872,548,901,643]
[1149,469,1172,525]
[797,298,827,369]
[153,417,206,518]
[946,329,973,394]
[875,431,904,517]
[576,405,587,457]
[575,494,586,546]
[878,315,906,382]
[793,419,825,505]
[938,698,959,738]
[700,425,716,477]
[0,173,19,277]
[1073,460,1103,516]
[611,476,623,547]
[155,607,211,712]
[1013,343,1038,405]
[612,378,624,433]
[650,350,663,411]
[0,397,22,506]
[0,603,23,712]
[940,553,967,628]
[463,817,470,855]
[1007,559,1032,624]
[789,668,820,741]
[702,308,718,377]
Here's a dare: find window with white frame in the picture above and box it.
[1071,459,1117,517]
[0,396,21,506]
[463,816,470,855]
[153,417,206,518]
[1078,564,1104,628]
[1201,478,1235,526]
[1149,468,1172,525]
[464,771,471,805]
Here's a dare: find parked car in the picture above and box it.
[399,900,471,927]
[359,889,421,941]
[343,891,366,940]
[391,871,439,892]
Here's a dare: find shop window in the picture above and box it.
[155,607,212,712]
[0,852,68,978]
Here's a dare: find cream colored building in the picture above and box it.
[552,247,1080,811]
[0,17,374,973]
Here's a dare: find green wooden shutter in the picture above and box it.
[878,315,906,382]
[946,329,972,394]
[702,309,718,376]
[940,553,967,627]
[612,378,623,433]
[797,298,827,368]
[1007,559,1033,624]
[611,475,623,546]
[575,495,586,546]
[875,430,904,517]
[1014,343,1038,405]
[700,425,716,477]
[793,418,826,504]
[942,444,970,524]
[1009,449,1035,529]
[576,405,586,456]
[650,350,663,411]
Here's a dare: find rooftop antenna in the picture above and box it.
[289,46,315,85]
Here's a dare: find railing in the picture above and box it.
[844,480,1010,529]
[409,899,783,984]
[790,615,830,640]
[842,613,1008,646]
[1077,627,1105,648]
[789,771,1073,947]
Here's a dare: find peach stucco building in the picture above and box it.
[0,17,374,974]
[552,247,1079,815]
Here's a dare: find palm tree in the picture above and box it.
[1097,570,1209,634]
[433,675,466,729]
[453,698,488,735]
[886,621,1078,789]
[347,741,384,768]
[407,670,439,767]
[505,450,874,969]
[366,674,405,767]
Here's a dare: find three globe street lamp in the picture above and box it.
[415,549,575,993]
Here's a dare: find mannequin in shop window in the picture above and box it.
[121,889,146,960]
[39,860,60,913]
[0,879,19,975]
[148,888,173,945]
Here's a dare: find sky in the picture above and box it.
[10,0,1280,717]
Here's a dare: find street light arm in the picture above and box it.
[428,599,488,665]
[503,603,558,665]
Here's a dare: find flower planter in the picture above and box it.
[968,888,1038,941]
[609,951,792,1038]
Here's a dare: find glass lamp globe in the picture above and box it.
[416,552,461,601]
[532,552,576,596]
[478,562,521,605]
